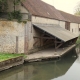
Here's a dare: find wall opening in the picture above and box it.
[65,21,70,31]
[72,29,73,32]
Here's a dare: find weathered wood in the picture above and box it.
[54,37,57,51]
[56,41,63,43]
[73,38,78,44]
[33,38,39,46]
[56,43,63,49]
[33,36,55,39]
[24,36,28,54]
[44,39,51,45]
[15,36,18,53]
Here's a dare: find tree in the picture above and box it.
[0,0,22,12]
[74,2,80,16]
[0,0,8,12]
[8,0,23,22]
[0,0,24,22]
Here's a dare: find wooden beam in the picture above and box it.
[33,38,39,46]
[33,36,55,39]
[54,37,63,51]
[55,41,63,43]
[41,31,45,37]
[40,32,45,47]
[54,37,57,51]
[73,38,78,44]
[44,39,51,45]
[56,43,63,50]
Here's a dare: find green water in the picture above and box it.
[0,47,79,80]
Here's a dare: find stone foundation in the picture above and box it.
[0,56,24,71]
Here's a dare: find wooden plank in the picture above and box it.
[34,24,77,42]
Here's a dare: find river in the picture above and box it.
[0,46,80,80]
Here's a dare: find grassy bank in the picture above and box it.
[0,53,24,62]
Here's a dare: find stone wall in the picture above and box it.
[0,20,25,53]
[0,56,24,71]
[0,20,33,54]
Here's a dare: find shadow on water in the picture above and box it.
[0,47,78,80]
[52,45,80,80]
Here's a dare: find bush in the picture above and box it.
[8,10,22,22]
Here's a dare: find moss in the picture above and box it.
[0,53,25,62]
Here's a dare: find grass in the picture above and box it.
[0,53,25,62]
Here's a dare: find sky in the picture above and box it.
[42,0,80,14]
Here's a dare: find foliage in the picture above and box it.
[74,2,80,16]
[0,0,8,12]
[0,0,23,22]
[8,10,22,22]
[76,36,80,45]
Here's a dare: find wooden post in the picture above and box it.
[24,22,30,54]
[55,37,57,51]
[15,36,18,53]
[24,36,28,54]
[40,37,42,47]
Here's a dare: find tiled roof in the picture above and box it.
[59,10,80,23]
[33,24,78,42]
[22,0,65,21]
[22,0,80,23]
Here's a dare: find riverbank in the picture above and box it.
[0,44,76,71]
[25,44,76,62]
[0,53,24,71]
[0,53,24,62]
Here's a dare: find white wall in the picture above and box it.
[32,16,66,28]
[70,23,79,36]
[32,16,59,24]
[59,21,65,29]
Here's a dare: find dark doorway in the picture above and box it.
[65,22,70,31]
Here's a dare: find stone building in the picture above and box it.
[0,0,79,53]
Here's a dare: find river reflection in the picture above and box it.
[0,48,78,80]
[52,56,80,80]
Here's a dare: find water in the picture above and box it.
[0,47,79,80]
